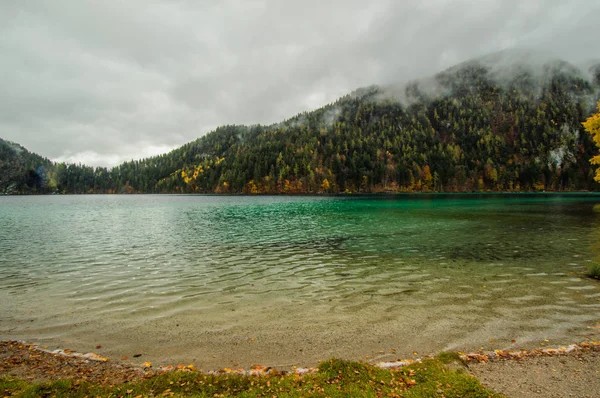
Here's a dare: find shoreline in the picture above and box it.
[6,320,598,373]
[2,339,599,397]
[3,191,600,197]
[2,339,598,378]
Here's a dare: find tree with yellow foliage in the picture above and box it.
[584,101,600,181]
[422,165,433,190]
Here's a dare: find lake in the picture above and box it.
[1,194,599,369]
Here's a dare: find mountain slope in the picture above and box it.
[0,139,54,194]
[147,57,600,193]
[2,56,600,194]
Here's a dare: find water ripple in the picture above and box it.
[1,194,600,363]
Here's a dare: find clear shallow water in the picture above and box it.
[1,194,599,369]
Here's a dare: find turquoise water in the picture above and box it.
[1,194,599,368]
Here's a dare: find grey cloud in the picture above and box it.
[0,0,597,166]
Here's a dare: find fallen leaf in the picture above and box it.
[133,353,142,358]
[141,362,152,368]
[121,357,128,361]
[96,345,102,349]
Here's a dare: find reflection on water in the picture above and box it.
[0,194,599,368]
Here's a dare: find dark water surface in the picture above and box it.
[1,194,599,368]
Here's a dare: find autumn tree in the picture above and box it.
[584,101,600,181]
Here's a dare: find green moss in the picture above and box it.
[436,351,462,364]
[404,358,495,398]
[587,263,600,280]
[0,355,500,397]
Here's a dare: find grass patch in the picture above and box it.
[0,376,29,396]
[0,356,499,397]
[435,351,462,364]
[587,263,600,280]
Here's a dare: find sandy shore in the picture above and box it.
[468,345,600,397]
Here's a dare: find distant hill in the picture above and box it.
[2,53,600,194]
[0,139,54,194]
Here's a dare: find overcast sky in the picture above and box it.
[1,0,598,167]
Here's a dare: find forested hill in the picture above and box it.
[2,57,600,195]
[0,139,54,194]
